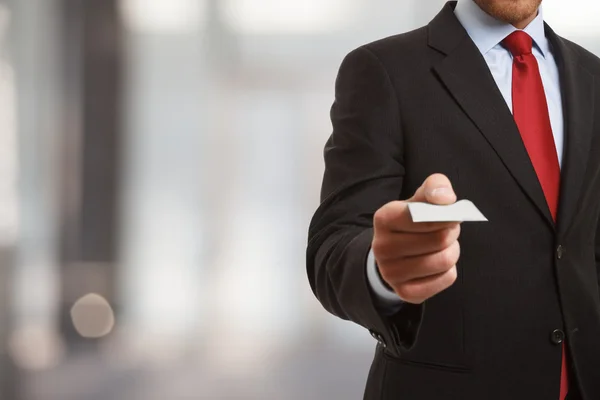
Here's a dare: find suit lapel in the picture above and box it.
[546,25,595,237]
[428,2,555,229]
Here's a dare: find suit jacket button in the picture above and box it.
[551,329,565,345]
[378,334,387,348]
[370,330,381,341]
[556,245,565,260]
[369,330,387,347]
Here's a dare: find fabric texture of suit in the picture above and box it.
[306,2,600,399]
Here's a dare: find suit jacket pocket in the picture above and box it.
[384,268,472,371]
[382,349,472,373]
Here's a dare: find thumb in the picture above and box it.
[409,173,457,205]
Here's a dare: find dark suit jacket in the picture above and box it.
[306,2,600,399]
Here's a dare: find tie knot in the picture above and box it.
[502,31,533,57]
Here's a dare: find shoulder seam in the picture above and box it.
[359,45,404,159]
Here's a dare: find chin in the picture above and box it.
[474,0,542,25]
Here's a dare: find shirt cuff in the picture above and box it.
[366,248,404,314]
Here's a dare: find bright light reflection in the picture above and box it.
[544,1,600,36]
[8,325,65,371]
[0,5,18,247]
[120,0,206,33]
[223,0,361,33]
[71,293,116,338]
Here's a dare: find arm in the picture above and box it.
[306,46,423,356]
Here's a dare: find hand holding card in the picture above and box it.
[371,173,467,304]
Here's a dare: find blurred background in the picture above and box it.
[0,0,598,399]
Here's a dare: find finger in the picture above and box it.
[395,265,458,304]
[409,173,457,205]
[382,240,460,283]
[372,224,461,260]
[374,201,460,233]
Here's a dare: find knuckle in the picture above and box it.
[439,248,455,269]
[437,228,455,248]
[446,224,461,244]
[441,266,458,290]
[374,201,405,229]
[452,241,461,263]
[400,282,432,303]
[371,238,385,256]
[372,237,395,262]
[373,207,389,228]
[396,284,417,302]
[377,263,391,281]
[377,260,401,284]
[442,241,461,267]
[447,266,458,284]
[454,223,462,238]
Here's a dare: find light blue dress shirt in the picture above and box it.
[366,0,565,311]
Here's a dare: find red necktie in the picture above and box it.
[502,31,567,400]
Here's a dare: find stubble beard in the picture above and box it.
[473,0,542,26]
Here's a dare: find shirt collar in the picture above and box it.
[454,0,549,58]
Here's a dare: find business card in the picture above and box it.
[407,199,488,222]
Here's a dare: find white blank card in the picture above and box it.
[407,199,488,223]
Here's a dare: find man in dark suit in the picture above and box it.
[306,1,600,399]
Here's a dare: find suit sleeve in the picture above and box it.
[306,46,424,356]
